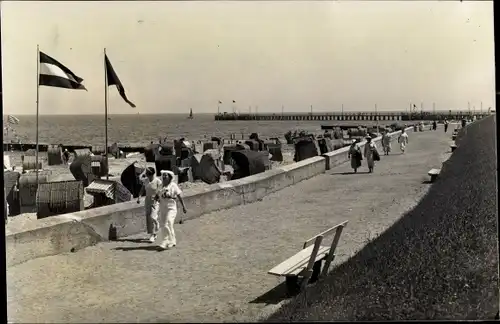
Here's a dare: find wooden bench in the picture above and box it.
[450,144,457,152]
[268,220,348,294]
[428,168,441,182]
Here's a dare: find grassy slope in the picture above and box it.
[266,116,498,321]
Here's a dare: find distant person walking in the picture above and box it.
[348,139,362,173]
[444,119,449,133]
[364,136,379,173]
[461,118,467,128]
[137,167,161,243]
[398,130,409,153]
[381,130,392,155]
[418,122,424,132]
[157,170,187,250]
[62,149,70,164]
[432,120,437,131]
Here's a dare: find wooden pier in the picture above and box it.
[214,111,489,122]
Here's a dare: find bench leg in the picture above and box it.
[285,276,300,296]
[309,260,323,283]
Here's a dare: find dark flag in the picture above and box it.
[218,100,222,104]
[105,54,136,108]
[232,100,236,103]
[39,52,87,90]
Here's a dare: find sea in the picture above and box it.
[4,114,394,146]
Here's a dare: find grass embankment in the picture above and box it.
[266,116,498,321]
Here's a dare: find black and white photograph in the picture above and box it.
[2,1,498,322]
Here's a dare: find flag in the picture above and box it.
[218,100,222,104]
[232,100,236,103]
[7,115,19,125]
[39,52,87,90]
[105,54,136,108]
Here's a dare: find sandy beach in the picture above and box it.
[4,145,296,230]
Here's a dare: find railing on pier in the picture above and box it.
[214,111,487,122]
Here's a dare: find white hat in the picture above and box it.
[160,170,175,178]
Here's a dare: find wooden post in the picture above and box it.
[104,48,109,180]
[300,235,323,291]
[321,225,345,277]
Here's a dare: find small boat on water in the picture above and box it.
[187,108,194,119]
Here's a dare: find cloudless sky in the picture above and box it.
[1,1,494,115]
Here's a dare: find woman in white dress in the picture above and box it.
[137,167,161,242]
[398,130,409,153]
[157,170,187,250]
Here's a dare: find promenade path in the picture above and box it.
[8,127,454,323]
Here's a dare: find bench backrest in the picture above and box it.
[300,220,349,286]
[303,220,349,249]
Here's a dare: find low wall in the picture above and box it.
[4,124,427,266]
[6,154,327,266]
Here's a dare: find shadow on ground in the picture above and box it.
[250,282,297,305]
[113,245,162,252]
[329,171,371,175]
[264,116,498,321]
[115,238,150,243]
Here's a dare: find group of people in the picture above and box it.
[348,129,409,173]
[137,167,187,251]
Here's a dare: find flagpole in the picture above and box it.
[36,44,40,193]
[104,48,109,180]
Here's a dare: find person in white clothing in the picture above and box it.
[137,167,161,243]
[381,130,392,155]
[157,170,187,250]
[398,130,409,153]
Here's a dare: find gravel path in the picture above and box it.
[7,128,453,323]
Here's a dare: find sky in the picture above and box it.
[1,1,495,115]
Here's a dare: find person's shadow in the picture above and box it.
[113,245,163,252]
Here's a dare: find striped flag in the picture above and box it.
[39,52,87,90]
[105,54,136,108]
[7,115,19,125]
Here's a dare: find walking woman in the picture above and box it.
[348,139,362,173]
[398,129,409,153]
[157,170,187,250]
[364,136,379,173]
[137,167,161,243]
[381,130,392,155]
